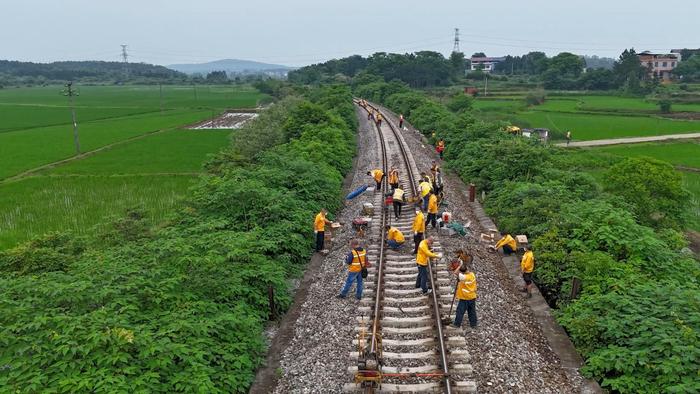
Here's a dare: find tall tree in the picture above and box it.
[613,48,646,93]
[449,51,466,79]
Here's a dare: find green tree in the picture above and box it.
[673,54,700,81]
[547,52,585,78]
[445,92,473,113]
[603,157,690,228]
[613,49,646,93]
[449,51,466,79]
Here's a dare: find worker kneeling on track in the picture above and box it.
[416,236,442,295]
[338,239,370,300]
[385,225,405,250]
[492,233,516,255]
[451,262,477,329]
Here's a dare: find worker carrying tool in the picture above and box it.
[436,139,445,159]
[451,261,477,329]
[491,234,517,255]
[412,208,425,254]
[520,245,535,298]
[399,114,404,129]
[391,185,405,219]
[367,169,385,191]
[419,178,432,212]
[376,113,383,127]
[385,225,405,250]
[388,167,399,190]
[338,239,369,300]
[416,236,442,295]
[314,208,333,253]
[427,192,439,230]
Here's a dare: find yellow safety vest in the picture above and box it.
[349,249,367,273]
[456,272,477,301]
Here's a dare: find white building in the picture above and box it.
[470,56,505,73]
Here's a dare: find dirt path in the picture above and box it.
[558,132,700,147]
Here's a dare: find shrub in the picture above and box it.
[658,99,672,113]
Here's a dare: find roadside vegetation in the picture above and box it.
[0,84,356,392]
[345,76,700,393]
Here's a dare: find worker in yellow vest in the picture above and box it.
[520,245,535,298]
[493,233,517,255]
[367,169,385,191]
[367,109,373,121]
[385,225,405,250]
[451,263,477,328]
[376,113,383,127]
[391,185,405,219]
[314,208,332,252]
[338,239,369,300]
[388,167,399,190]
[427,192,439,230]
[412,208,425,254]
[416,236,442,295]
[419,178,432,211]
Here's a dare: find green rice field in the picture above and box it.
[594,140,700,168]
[0,84,262,248]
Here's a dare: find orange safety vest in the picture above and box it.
[456,272,477,300]
[349,249,367,272]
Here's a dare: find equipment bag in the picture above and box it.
[361,266,368,278]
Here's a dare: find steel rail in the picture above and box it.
[365,101,453,394]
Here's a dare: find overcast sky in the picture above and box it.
[1,0,697,67]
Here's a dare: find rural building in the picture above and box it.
[470,56,505,73]
[637,51,680,80]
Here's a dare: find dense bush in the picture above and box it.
[370,85,700,393]
[0,85,357,392]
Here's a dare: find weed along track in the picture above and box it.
[348,101,476,393]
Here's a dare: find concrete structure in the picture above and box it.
[638,51,680,80]
[469,56,505,73]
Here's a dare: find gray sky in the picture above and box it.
[1,0,697,67]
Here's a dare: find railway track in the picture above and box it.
[346,101,477,393]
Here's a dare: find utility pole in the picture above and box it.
[120,44,129,79]
[159,83,164,114]
[484,74,488,96]
[62,82,81,154]
[452,28,460,53]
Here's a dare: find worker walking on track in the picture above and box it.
[436,138,445,159]
[412,208,425,254]
[388,167,399,190]
[385,225,405,250]
[368,110,373,121]
[427,192,439,229]
[416,236,442,295]
[433,168,444,200]
[368,169,385,191]
[376,113,383,127]
[419,178,432,212]
[492,233,517,255]
[338,239,369,300]
[520,245,535,298]
[451,262,477,329]
[392,184,405,219]
[399,114,404,129]
[314,208,332,253]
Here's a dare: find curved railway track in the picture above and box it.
[346,101,476,393]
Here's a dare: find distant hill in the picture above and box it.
[0,60,186,84]
[168,59,294,75]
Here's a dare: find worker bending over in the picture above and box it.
[520,245,535,298]
[412,208,425,254]
[385,225,405,250]
[416,236,442,295]
[314,208,332,253]
[391,185,405,219]
[493,234,516,255]
[368,169,385,191]
[338,239,369,300]
[451,262,477,329]
[427,192,439,230]
[388,167,399,190]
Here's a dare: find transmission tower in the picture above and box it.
[452,28,460,53]
[121,44,129,78]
